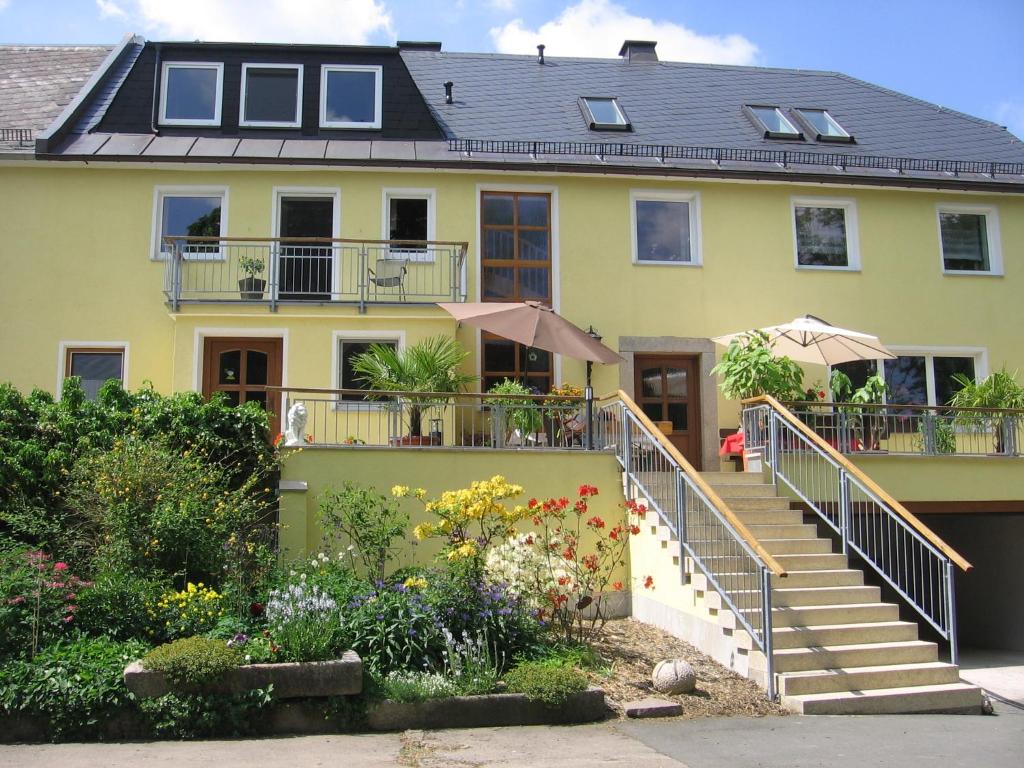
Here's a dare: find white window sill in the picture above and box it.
[795,264,860,272]
[632,259,701,268]
[941,269,1003,277]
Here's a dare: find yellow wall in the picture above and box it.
[277,446,627,580]
[851,455,1024,504]
[1,162,1022,444]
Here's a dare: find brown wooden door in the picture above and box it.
[634,354,702,469]
[202,338,283,427]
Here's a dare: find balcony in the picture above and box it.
[162,236,468,312]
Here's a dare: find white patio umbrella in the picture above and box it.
[712,315,896,366]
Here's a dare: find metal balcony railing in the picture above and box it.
[162,236,468,312]
[272,387,592,450]
[781,401,1023,457]
[743,396,972,664]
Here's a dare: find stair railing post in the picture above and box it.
[767,411,779,486]
[585,385,594,450]
[945,559,959,665]
[675,470,687,547]
[623,412,633,499]
[838,468,851,556]
[761,566,775,701]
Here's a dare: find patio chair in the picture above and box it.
[367,257,408,301]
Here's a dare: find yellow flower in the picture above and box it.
[391,485,410,498]
[413,522,434,541]
[414,488,427,500]
[403,576,428,589]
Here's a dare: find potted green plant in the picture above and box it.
[711,330,805,400]
[351,336,477,446]
[486,379,544,447]
[238,256,266,300]
[948,368,1024,455]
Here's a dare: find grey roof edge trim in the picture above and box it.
[35,33,145,154]
[33,152,1024,193]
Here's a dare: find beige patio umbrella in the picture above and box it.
[712,315,896,366]
[437,301,622,365]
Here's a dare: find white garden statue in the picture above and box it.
[284,402,308,446]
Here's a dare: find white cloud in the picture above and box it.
[488,0,519,10]
[96,0,127,19]
[490,0,757,65]
[0,0,10,11]
[116,0,392,44]
[993,100,1024,141]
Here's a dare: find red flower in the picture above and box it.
[643,575,655,590]
[273,433,284,447]
[531,515,542,526]
[817,390,826,399]
[582,554,599,572]
[557,575,570,586]
[250,601,265,617]
[53,562,69,572]
[577,484,599,498]
[305,434,315,444]
[630,525,641,536]
[528,498,539,509]
[524,534,534,545]
[562,547,575,560]
[612,581,623,591]
[586,515,605,529]
[557,497,570,509]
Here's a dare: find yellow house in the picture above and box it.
[2,35,1022,712]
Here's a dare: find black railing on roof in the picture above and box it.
[448,139,1024,177]
[0,128,34,145]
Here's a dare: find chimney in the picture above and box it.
[618,40,658,62]
[537,44,545,65]
[444,81,454,104]
[397,41,442,52]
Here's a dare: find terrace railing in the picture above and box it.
[163,236,468,312]
[743,396,972,663]
[597,391,786,698]
[271,387,590,450]
[781,401,1022,458]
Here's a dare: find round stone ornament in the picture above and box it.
[651,659,697,694]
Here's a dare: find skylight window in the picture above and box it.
[320,65,382,129]
[795,109,853,142]
[159,62,223,126]
[580,97,631,131]
[240,63,302,128]
[747,105,802,140]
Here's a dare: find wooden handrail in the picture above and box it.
[781,400,1024,416]
[164,235,470,248]
[265,386,583,402]
[745,395,973,572]
[616,390,787,577]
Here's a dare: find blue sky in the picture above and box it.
[3,0,1022,137]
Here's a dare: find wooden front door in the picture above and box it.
[202,338,283,426]
[634,354,702,469]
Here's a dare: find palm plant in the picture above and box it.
[947,368,1024,454]
[351,336,477,438]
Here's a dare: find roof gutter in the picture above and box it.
[34,32,144,155]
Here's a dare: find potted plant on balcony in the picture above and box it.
[238,255,267,300]
[948,368,1024,455]
[486,379,545,447]
[351,336,477,446]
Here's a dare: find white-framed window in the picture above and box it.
[831,348,987,406]
[239,63,303,128]
[152,187,228,261]
[746,105,802,140]
[937,204,1002,275]
[791,197,860,270]
[320,65,382,129]
[629,190,701,266]
[332,331,404,406]
[59,343,127,400]
[579,97,631,131]
[794,108,853,143]
[159,62,224,126]
[382,188,436,262]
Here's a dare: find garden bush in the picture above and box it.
[265,582,344,662]
[74,570,168,642]
[143,636,243,686]
[318,483,410,581]
[0,635,148,740]
[148,582,227,642]
[504,661,588,706]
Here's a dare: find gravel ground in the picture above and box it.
[587,618,788,719]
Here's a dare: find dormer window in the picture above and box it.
[320,65,382,129]
[746,105,802,140]
[580,97,631,131]
[159,62,223,126]
[240,64,302,128]
[795,108,854,143]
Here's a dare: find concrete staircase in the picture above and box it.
[637,469,984,715]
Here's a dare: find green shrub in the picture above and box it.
[381,670,458,703]
[344,583,441,674]
[318,483,409,581]
[504,661,588,706]
[711,330,805,401]
[139,689,272,739]
[265,582,344,662]
[75,570,168,641]
[148,583,228,642]
[0,635,148,740]
[143,637,242,686]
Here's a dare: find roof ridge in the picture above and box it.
[0,44,113,50]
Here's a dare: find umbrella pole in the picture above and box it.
[586,360,594,450]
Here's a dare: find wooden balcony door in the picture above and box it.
[202,338,283,427]
[634,354,702,469]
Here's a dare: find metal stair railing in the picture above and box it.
[597,391,787,699]
[742,395,973,664]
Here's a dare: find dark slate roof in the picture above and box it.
[400,50,1024,166]
[0,45,111,152]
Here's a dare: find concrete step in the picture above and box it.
[706,483,783,498]
[701,472,769,485]
[720,497,794,511]
[770,601,899,627]
[772,569,864,588]
[773,553,850,571]
[761,537,834,555]
[782,682,984,715]
[778,661,962,696]
[745,523,820,540]
[772,620,919,649]
[773,584,881,607]
[773,640,939,673]
[732,509,806,525]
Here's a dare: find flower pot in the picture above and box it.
[389,435,437,447]
[238,277,266,300]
